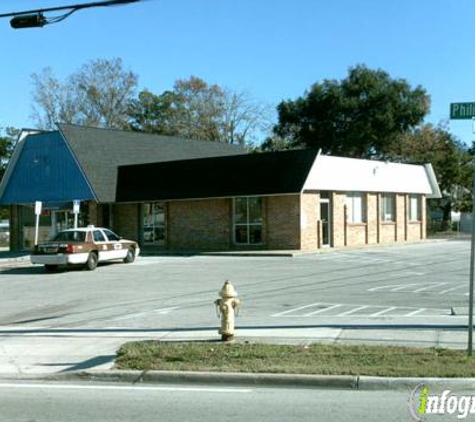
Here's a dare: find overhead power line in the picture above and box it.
[0,0,142,29]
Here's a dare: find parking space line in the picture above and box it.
[413,283,447,293]
[370,306,398,317]
[272,302,323,317]
[337,306,369,316]
[439,286,465,294]
[367,284,405,292]
[273,302,450,318]
[303,304,342,316]
[404,308,426,317]
[390,284,420,292]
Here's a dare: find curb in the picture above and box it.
[3,370,475,391]
[358,376,475,391]
[47,370,359,389]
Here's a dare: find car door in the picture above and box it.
[92,229,110,261]
[102,229,127,260]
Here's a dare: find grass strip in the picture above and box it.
[115,341,475,377]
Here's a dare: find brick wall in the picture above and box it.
[300,192,319,250]
[367,193,378,244]
[112,203,140,241]
[88,203,99,226]
[266,195,301,250]
[407,222,423,240]
[168,199,231,251]
[346,225,367,246]
[380,223,397,243]
[326,192,425,248]
[395,194,406,242]
[103,192,427,253]
[332,192,346,248]
[421,195,426,240]
[9,205,20,251]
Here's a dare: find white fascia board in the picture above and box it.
[424,163,442,199]
[302,155,434,194]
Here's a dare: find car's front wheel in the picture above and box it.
[123,247,135,263]
[44,264,58,273]
[85,252,98,271]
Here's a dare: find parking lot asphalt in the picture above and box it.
[0,239,472,373]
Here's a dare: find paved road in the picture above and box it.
[0,380,453,422]
[0,240,471,372]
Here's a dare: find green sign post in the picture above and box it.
[450,102,475,119]
[451,102,475,356]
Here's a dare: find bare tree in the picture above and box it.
[31,68,78,130]
[128,76,272,145]
[31,58,138,130]
[220,89,271,145]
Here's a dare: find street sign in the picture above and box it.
[34,201,42,215]
[34,201,42,246]
[73,200,80,214]
[450,102,475,119]
[72,200,80,229]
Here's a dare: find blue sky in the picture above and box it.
[1,0,475,145]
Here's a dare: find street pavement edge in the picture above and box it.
[1,370,475,391]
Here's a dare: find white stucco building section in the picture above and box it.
[302,154,441,198]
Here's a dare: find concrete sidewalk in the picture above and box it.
[0,235,457,262]
[0,248,30,264]
[0,325,470,375]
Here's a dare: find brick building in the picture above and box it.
[0,124,441,252]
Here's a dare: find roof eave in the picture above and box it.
[0,129,41,203]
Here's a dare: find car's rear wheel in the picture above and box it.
[85,252,98,271]
[44,264,58,273]
[123,247,135,263]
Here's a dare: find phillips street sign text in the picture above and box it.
[450,102,475,120]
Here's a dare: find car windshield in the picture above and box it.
[52,231,86,242]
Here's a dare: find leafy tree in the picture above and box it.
[128,76,270,145]
[0,125,19,220]
[273,64,430,157]
[31,58,138,130]
[388,124,472,223]
[127,90,180,136]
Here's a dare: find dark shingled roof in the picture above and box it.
[58,124,246,203]
[116,149,319,202]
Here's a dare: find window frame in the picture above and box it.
[142,202,166,245]
[345,192,366,224]
[233,197,264,245]
[380,193,395,222]
[408,195,421,222]
[93,230,106,243]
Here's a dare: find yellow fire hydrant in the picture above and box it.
[214,281,241,341]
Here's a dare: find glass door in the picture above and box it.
[320,200,331,247]
[142,202,165,245]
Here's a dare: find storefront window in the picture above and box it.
[143,202,165,245]
[234,197,263,245]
